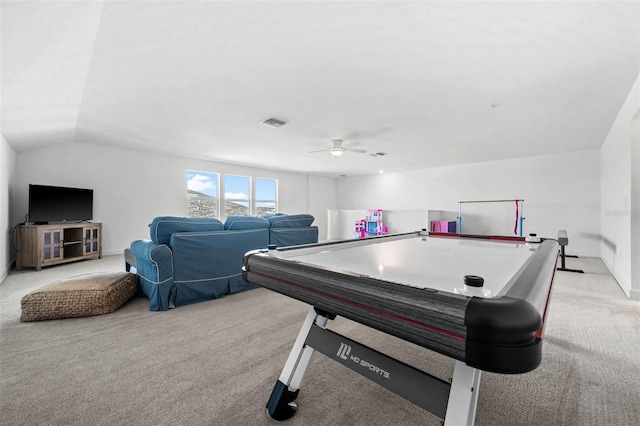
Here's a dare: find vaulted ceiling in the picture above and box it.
[2,1,639,177]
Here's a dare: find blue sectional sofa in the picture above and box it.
[129,214,318,311]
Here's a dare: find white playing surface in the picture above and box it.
[279,235,536,297]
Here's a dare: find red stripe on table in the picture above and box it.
[249,270,466,342]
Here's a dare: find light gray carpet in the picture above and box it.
[1,255,639,425]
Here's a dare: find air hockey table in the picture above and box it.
[242,231,559,425]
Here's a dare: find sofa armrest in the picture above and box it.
[129,239,175,311]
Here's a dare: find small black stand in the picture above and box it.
[556,230,584,273]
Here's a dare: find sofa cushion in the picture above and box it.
[268,214,315,228]
[224,215,270,230]
[259,212,285,219]
[270,226,319,248]
[150,216,224,244]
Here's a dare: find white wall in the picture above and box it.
[307,175,337,241]
[633,109,640,301]
[14,143,336,255]
[600,74,640,300]
[336,149,602,257]
[1,136,17,282]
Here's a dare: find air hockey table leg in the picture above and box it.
[266,307,330,421]
[443,360,482,426]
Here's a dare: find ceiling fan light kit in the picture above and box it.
[308,138,370,156]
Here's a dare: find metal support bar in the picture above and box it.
[277,307,328,388]
[267,307,331,421]
[305,324,452,420]
[458,199,525,204]
[443,361,482,426]
[289,314,328,391]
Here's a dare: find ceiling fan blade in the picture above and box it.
[347,148,367,154]
[308,149,330,153]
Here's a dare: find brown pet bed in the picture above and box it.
[20,271,137,322]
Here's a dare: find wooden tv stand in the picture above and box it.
[15,223,102,271]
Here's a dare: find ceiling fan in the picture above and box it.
[308,139,367,157]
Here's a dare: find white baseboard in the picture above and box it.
[600,256,633,299]
[102,249,126,257]
[562,248,600,258]
[0,260,15,285]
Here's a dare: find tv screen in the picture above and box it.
[28,184,93,223]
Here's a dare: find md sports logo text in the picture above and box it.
[336,343,390,379]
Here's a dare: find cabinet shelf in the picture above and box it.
[16,223,102,271]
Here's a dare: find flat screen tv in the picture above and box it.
[28,184,94,224]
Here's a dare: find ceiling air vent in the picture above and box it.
[260,117,287,128]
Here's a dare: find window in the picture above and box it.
[188,173,278,218]
[186,171,219,218]
[255,178,277,215]
[224,175,250,216]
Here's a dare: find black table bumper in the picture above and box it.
[465,296,542,373]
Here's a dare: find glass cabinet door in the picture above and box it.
[84,226,100,255]
[42,229,63,263]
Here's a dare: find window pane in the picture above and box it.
[225,201,249,216]
[187,171,219,218]
[256,179,276,200]
[224,175,250,200]
[224,175,250,216]
[256,202,276,216]
[255,178,277,215]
